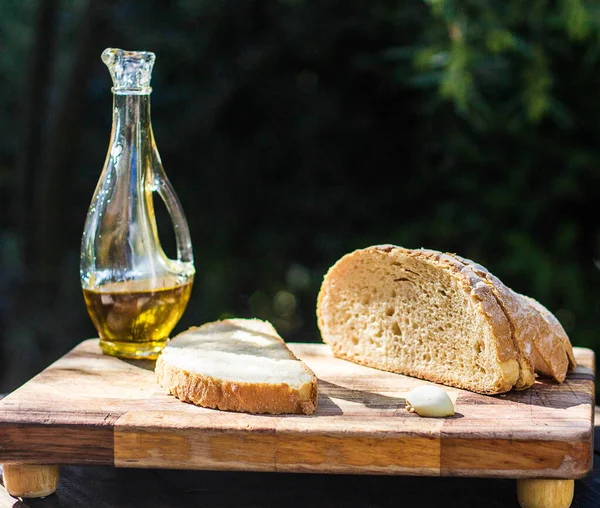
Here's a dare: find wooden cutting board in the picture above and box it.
[0,340,594,479]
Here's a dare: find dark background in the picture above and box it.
[0,0,599,393]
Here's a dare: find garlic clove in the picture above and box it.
[405,385,455,417]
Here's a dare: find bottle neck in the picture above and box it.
[111,93,152,147]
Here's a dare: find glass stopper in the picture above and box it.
[101,47,156,95]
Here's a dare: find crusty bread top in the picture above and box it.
[160,319,315,388]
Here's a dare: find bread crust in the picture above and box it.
[155,319,318,415]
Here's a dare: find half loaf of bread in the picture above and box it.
[316,245,575,394]
[156,318,318,414]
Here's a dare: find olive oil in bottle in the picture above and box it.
[83,277,193,359]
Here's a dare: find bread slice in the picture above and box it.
[445,252,537,389]
[523,295,576,382]
[317,245,574,394]
[447,253,575,383]
[155,318,318,414]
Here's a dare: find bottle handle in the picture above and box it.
[154,174,194,267]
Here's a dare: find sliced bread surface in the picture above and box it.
[317,245,521,394]
[155,318,318,414]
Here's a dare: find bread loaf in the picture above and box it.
[156,318,318,414]
[316,245,575,394]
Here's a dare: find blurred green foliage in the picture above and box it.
[0,0,599,391]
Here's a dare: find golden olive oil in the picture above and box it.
[83,277,193,359]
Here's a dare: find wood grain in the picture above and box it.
[0,340,594,478]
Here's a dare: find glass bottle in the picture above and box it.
[80,48,195,360]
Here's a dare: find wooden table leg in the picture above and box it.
[517,478,574,508]
[1,464,59,498]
